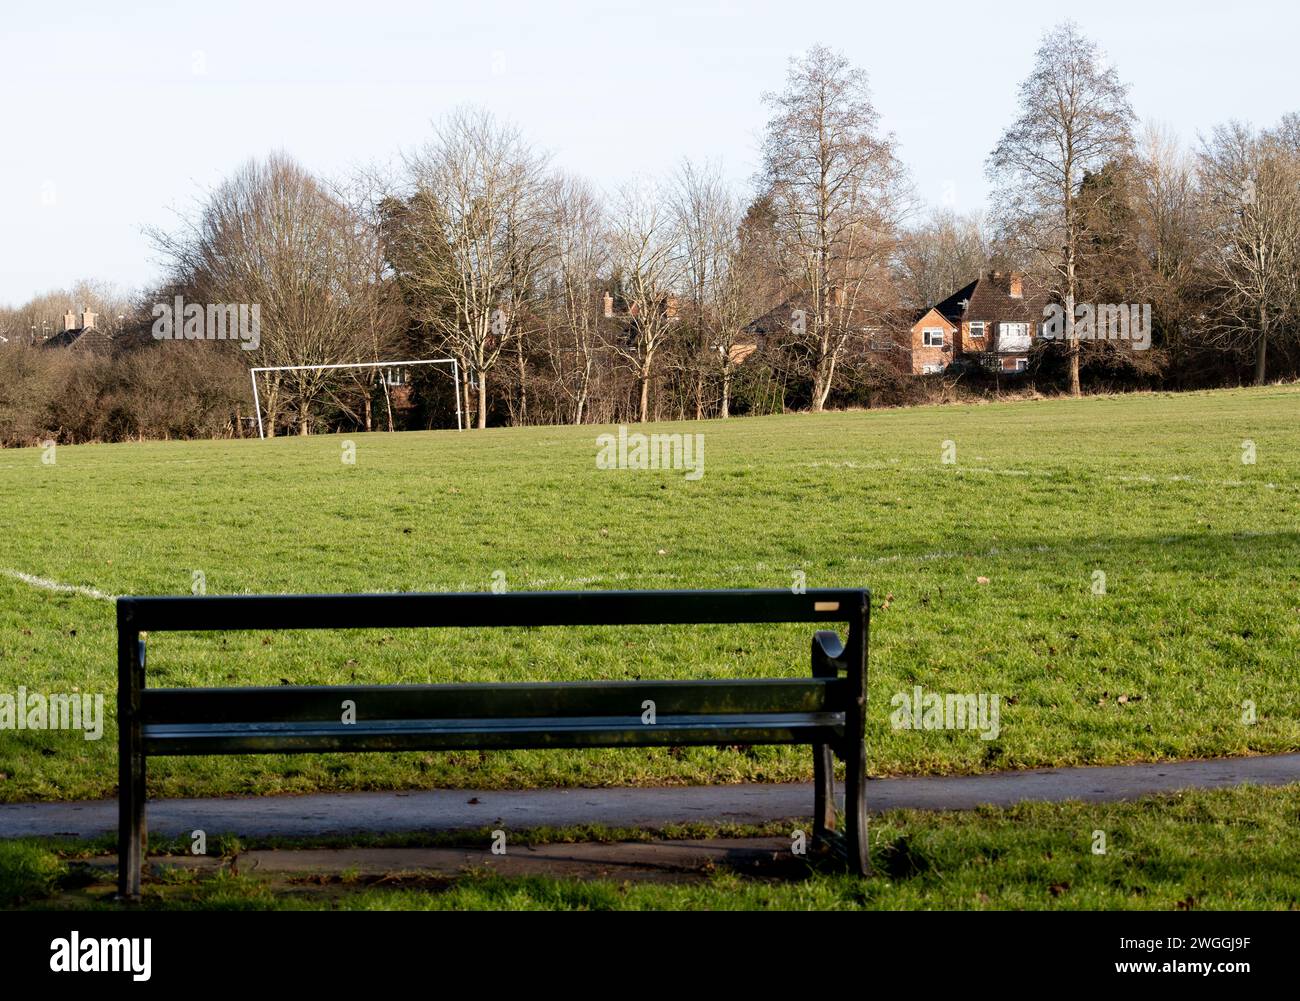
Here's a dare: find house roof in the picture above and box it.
[911,307,957,331]
[962,271,1050,325]
[41,326,113,353]
[745,299,805,337]
[932,280,979,325]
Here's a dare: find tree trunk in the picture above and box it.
[462,364,474,430]
[264,385,279,437]
[638,360,651,423]
[1066,187,1082,398]
[575,377,588,425]
[811,339,834,412]
[380,377,394,432]
[1255,303,1268,385]
[478,369,488,429]
[720,366,731,419]
[516,336,528,425]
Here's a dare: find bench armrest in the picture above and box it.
[811,630,846,677]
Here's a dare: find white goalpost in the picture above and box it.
[249,359,463,438]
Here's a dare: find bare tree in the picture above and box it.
[672,159,742,419]
[541,174,606,424]
[151,153,378,435]
[607,179,682,423]
[672,161,779,419]
[987,21,1135,396]
[398,108,549,428]
[1198,120,1300,383]
[760,44,912,412]
[500,156,554,425]
[896,208,990,309]
[1132,124,1204,361]
[328,165,409,431]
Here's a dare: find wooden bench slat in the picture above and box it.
[142,678,845,724]
[119,588,868,632]
[142,712,846,755]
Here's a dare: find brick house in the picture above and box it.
[741,272,1052,377]
[40,307,114,353]
[896,271,1050,374]
[899,302,962,374]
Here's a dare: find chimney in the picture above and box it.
[80,307,98,329]
[64,310,77,331]
[603,292,613,318]
[1009,273,1023,299]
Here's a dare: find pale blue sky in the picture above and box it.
[2,0,1296,305]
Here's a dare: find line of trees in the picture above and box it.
[986,21,1300,396]
[2,28,1298,445]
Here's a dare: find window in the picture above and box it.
[1016,358,1028,372]
[999,322,1031,350]
[922,327,944,347]
[969,321,985,339]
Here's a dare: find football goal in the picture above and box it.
[249,358,463,438]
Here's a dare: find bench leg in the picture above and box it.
[812,742,836,841]
[135,751,148,891]
[845,737,870,876]
[118,745,145,899]
[117,624,146,901]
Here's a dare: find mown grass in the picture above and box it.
[0,386,1297,801]
[8,785,1300,910]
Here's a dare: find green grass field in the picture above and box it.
[1,386,1298,802]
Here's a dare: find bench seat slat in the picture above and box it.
[142,678,845,724]
[142,712,846,755]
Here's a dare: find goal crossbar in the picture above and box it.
[249,358,462,438]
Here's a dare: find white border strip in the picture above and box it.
[1,568,117,602]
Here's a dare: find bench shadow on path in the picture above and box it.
[74,837,832,899]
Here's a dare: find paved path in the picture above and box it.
[4,753,1298,840]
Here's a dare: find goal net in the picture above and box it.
[249,359,463,438]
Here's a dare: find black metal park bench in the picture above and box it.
[116,588,870,897]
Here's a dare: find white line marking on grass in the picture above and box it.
[0,568,117,602]
[807,460,1298,492]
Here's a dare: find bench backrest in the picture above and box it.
[118,589,869,729]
